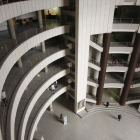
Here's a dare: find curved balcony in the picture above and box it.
[87,77,124,88]
[63,32,75,42]
[90,36,133,53]
[0,0,69,24]
[123,0,137,5]
[88,58,128,72]
[131,79,140,88]
[126,93,140,104]
[109,42,133,54]
[16,65,70,140]
[112,18,140,32]
[0,23,70,96]
[28,84,70,140]
[6,46,70,140]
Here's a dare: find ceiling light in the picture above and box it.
[37,74,40,77]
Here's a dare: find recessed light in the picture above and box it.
[37,74,40,77]
[111,98,113,100]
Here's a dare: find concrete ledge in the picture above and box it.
[28,85,70,140]
[7,48,70,140]
[19,68,70,140]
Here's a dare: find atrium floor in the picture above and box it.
[34,95,140,140]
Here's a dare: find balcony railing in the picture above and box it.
[132,79,140,85]
[110,42,133,47]
[107,62,129,67]
[88,77,99,84]
[127,93,140,101]
[105,79,124,83]
[90,36,103,48]
[89,58,101,67]
[113,18,140,24]
[136,62,140,68]
[0,0,26,5]
[0,19,66,68]
[124,0,137,2]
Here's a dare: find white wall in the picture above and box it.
[75,0,121,113]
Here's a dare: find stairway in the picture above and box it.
[78,103,140,119]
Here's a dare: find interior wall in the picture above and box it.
[44,7,61,18]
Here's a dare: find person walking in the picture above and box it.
[118,115,122,121]
[1,90,7,107]
[106,102,109,107]
[50,84,55,91]
[54,81,57,88]
[60,114,63,120]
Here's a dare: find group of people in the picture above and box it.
[112,59,118,65]
[106,102,122,121]
[49,81,57,91]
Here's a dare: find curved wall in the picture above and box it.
[19,68,70,140]
[7,48,70,140]
[28,85,70,140]
[0,0,69,24]
[0,25,69,95]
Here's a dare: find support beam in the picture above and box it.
[7,19,16,39]
[37,10,43,28]
[96,33,111,105]
[17,58,22,68]
[120,33,140,105]
[48,104,53,112]
[41,41,46,52]
[138,104,140,113]
[44,66,48,73]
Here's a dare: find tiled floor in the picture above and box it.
[35,96,140,140]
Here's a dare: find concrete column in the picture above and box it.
[38,10,46,53]
[96,33,111,105]
[41,41,46,52]
[37,10,43,28]
[48,104,53,112]
[7,19,16,39]
[132,32,137,46]
[44,66,48,73]
[120,33,140,105]
[17,58,22,68]
[138,104,140,113]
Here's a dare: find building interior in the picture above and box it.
[0,0,140,140]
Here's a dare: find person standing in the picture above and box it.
[118,115,122,121]
[1,90,7,107]
[50,84,55,91]
[60,114,63,120]
[106,102,109,107]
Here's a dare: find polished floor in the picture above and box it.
[35,95,140,140]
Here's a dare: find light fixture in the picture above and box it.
[37,74,40,77]
[111,98,113,100]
